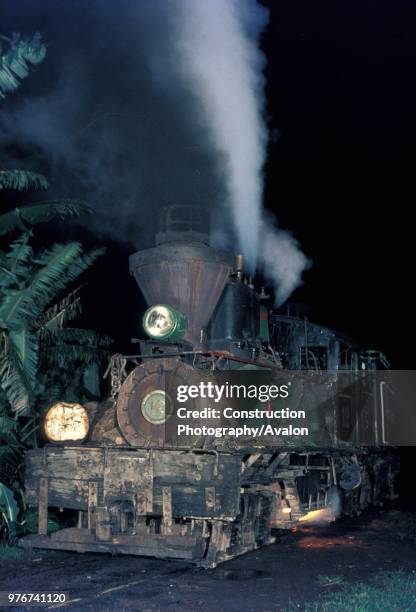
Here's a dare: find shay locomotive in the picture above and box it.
[20,207,398,567]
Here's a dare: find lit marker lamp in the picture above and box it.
[142,304,187,341]
[44,402,89,443]
[141,390,173,425]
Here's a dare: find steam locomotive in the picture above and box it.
[20,207,398,567]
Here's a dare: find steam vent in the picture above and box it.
[129,206,234,344]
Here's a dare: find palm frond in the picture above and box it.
[29,242,84,303]
[0,242,105,329]
[0,429,18,446]
[9,329,38,391]
[0,483,19,540]
[0,411,17,446]
[0,445,20,470]
[0,234,33,289]
[0,32,46,99]
[0,290,32,330]
[5,234,33,268]
[32,288,83,332]
[42,327,112,347]
[29,244,104,315]
[18,417,38,445]
[0,331,33,414]
[0,171,48,191]
[63,328,112,347]
[41,344,109,368]
[0,411,17,435]
[40,327,112,370]
[0,244,103,328]
[63,248,105,286]
[0,200,90,236]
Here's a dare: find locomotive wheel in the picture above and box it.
[116,358,212,447]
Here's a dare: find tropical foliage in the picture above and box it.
[0,32,88,236]
[0,31,110,542]
[0,242,110,541]
[0,170,48,191]
[0,32,46,99]
[0,234,106,415]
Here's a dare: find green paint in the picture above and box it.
[259,305,270,342]
[142,304,187,341]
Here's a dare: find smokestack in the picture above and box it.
[130,206,234,345]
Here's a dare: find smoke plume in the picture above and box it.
[169,0,267,267]
[0,0,309,302]
[259,214,310,305]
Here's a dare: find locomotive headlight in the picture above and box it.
[44,402,89,443]
[142,304,187,340]
[141,390,173,425]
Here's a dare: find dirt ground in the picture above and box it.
[1,509,415,612]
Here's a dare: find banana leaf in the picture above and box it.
[0,200,90,236]
[0,483,18,537]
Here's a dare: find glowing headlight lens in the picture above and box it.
[142,304,187,340]
[144,305,174,338]
[141,390,173,424]
[44,402,89,443]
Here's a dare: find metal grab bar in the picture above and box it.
[380,381,387,445]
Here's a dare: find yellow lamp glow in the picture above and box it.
[44,402,89,443]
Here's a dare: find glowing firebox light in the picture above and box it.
[298,508,336,524]
[142,304,187,341]
[44,402,89,443]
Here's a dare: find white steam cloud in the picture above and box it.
[259,214,310,305]
[170,0,310,302]
[0,0,309,303]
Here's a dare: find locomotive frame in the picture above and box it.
[19,207,398,567]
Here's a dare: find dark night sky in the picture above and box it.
[260,0,416,368]
[2,1,416,368]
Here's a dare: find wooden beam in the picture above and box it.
[87,482,98,529]
[95,507,111,541]
[161,486,172,535]
[38,478,48,535]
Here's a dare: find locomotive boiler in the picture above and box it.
[20,206,398,567]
